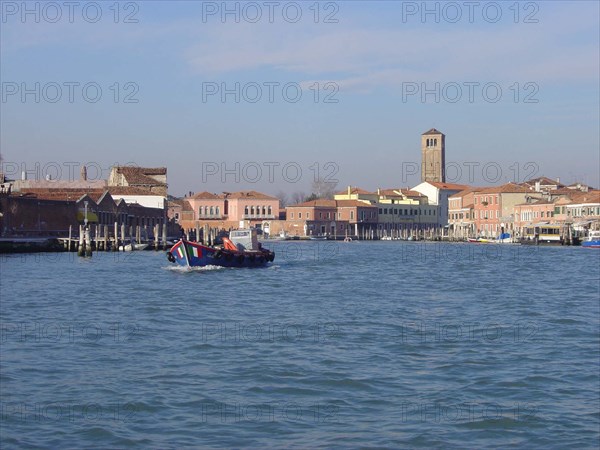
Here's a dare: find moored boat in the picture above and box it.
[582,230,600,248]
[520,224,563,245]
[119,242,149,251]
[167,229,275,268]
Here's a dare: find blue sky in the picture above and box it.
[1,1,598,196]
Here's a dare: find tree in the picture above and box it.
[310,177,338,200]
[290,191,306,205]
[275,191,289,208]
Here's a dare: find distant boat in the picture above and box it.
[309,235,327,240]
[520,224,563,245]
[167,229,274,268]
[582,230,600,248]
[467,237,491,243]
[468,234,513,244]
[119,242,149,251]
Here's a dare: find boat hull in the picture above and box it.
[167,240,274,268]
[582,240,600,248]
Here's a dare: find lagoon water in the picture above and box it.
[1,242,599,448]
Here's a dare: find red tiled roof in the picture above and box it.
[289,199,337,208]
[474,183,530,194]
[335,187,374,195]
[398,189,425,197]
[449,187,482,198]
[191,191,220,199]
[428,181,470,190]
[566,191,600,204]
[222,190,278,200]
[336,200,377,208]
[521,176,564,187]
[17,188,106,202]
[108,186,160,196]
[115,166,167,186]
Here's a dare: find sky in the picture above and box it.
[1,0,599,197]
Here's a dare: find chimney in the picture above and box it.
[535,181,540,192]
[377,188,381,196]
[347,185,351,196]
[21,171,26,180]
[80,165,87,181]
[556,177,560,184]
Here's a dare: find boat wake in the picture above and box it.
[164,264,226,273]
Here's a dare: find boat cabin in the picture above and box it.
[522,223,562,243]
[229,229,259,251]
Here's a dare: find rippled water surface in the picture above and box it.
[1,242,599,448]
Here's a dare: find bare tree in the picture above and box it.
[311,177,338,199]
[275,190,289,208]
[290,191,306,205]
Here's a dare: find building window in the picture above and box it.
[216,206,220,216]
[351,211,354,220]
[268,206,272,216]
[306,213,310,219]
[379,208,383,214]
[290,212,294,219]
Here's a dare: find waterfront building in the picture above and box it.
[411,181,469,230]
[334,186,439,237]
[553,190,600,232]
[285,198,377,238]
[177,190,280,235]
[472,183,531,237]
[448,187,481,239]
[0,189,168,238]
[513,199,558,236]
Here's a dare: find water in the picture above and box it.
[1,242,599,448]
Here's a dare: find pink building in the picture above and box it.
[180,190,280,231]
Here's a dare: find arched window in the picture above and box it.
[210,206,214,216]
[262,206,266,215]
[434,138,437,146]
[268,206,272,216]
[199,208,202,217]
[216,206,220,216]
[245,206,249,215]
[251,206,255,215]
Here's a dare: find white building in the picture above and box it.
[411,181,470,227]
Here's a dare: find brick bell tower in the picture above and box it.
[421,128,445,183]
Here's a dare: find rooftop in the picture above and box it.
[422,128,444,136]
[427,181,470,191]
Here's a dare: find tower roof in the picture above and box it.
[422,128,444,136]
